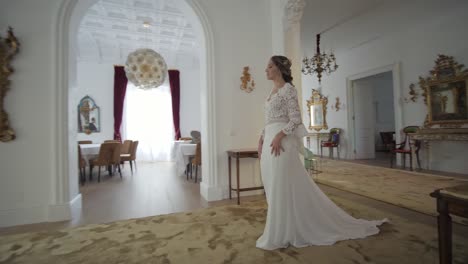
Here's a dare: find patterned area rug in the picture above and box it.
[1,193,467,264]
[314,159,468,225]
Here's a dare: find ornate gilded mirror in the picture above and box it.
[419,55,468,128]
[307,89,328,131]
[0,27,20,142]
[78,96,100,134]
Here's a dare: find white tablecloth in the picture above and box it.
[171,140,192,161]
[175,143,197,176]
[79,143,100,165]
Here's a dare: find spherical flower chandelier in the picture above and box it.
[124,48,168,90]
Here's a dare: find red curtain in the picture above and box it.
[113,66,128,141]
[168,70,181,140]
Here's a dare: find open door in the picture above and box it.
[352,80,375,159]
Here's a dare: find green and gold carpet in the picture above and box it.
[1,193,467,264]
[314,159,468,224]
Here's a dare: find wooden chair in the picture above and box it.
[78,145,87,185]
[379,131,395,152]
[121,141,139,173]
[320,128,341,159]
[89,142,118,182]
[390,126,421,171]
[304,147,319,176]
[121,140,132,155]
[78,140,92,144]
[190,130,201,144]
[111,143,122,178]
[104,140,120,143]
[190,142,202,183]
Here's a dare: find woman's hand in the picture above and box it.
[258,137,263,160]
[270,132,286,156]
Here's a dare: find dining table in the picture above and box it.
[79,143,100,165]
[174,143,197,176]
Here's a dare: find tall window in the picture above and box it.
[122,82,174,161]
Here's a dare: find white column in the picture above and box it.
[284,0,306,110]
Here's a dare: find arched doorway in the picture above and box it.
[52,0,218,221]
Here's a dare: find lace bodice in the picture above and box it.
[262,82,302,138]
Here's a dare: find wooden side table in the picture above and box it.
[227,148,263,205]
[430,184,468,264]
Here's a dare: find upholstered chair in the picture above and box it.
[390,126,421,171]
[320,128,341,159]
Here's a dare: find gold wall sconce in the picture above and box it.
[240,66,255,93]
[404,83,419,103]
[330,97,342,112]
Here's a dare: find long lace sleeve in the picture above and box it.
[281,87,302,135]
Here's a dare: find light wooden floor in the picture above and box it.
[1,161,467,238]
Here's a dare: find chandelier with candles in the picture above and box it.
[302,34,338,83]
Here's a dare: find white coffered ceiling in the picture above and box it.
[77,0,198,64]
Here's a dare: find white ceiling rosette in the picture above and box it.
[124,48,168,89]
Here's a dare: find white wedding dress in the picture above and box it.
[256,83,387,250]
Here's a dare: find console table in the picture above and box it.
[430,185,468,264]
[227,148,263,205]
[407,128,468,170]
[305,132,330,154]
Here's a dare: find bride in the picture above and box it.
[256,55,387,250]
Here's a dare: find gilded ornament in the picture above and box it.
[417,54,468,128]
[240,66,255,93]
[0,27,19,142]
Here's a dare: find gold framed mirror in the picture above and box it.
[419,55,468,128]
[307,89,328,131]
[0,27,20,142]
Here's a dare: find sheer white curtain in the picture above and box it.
[122,82,174,162]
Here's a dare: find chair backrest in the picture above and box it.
[78,140,92,144]
[380,131,395,144]
[104,140,120,143]
[95,142,116,165]
[190,131,201,144]
[192,142,202,165]
[400,126,420,150]
[111,143,122,164]
[130,141,139,160]
[303,147,314,159]
[402,126,419,134]
[121,140,132,154]
[329,128,341,144]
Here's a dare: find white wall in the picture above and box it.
[177,56,201,138]
[301,0,468,174]
[0,0,65,227]
[0,0,274,227]
[198,0,272,196]
[75,62,114,143]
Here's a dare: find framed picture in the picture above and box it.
[307,89,328,131]
[419,55,468,128]
[78,96,100,134]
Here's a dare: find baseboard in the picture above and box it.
[200,182,224,201]
[0,194,83,228]
[0,206,48,228]
[48,194,82,222]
